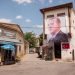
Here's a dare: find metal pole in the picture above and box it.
[43,13,45,45]
[72,49,74,61]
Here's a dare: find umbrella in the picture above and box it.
[1,44,15,51]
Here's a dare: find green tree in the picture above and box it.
[39,33,43,46]
[39,33,47,46]
[24,32,37,48]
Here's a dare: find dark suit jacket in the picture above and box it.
[49,30,68,58]
[53,31,68,42]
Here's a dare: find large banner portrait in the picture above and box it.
[44,16,69,58]
[45,15,68,41]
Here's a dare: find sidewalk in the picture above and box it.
[21,53,43,62]
[20,53,75,64]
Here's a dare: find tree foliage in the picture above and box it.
[39,33,47,46]
[24,32,37,48]
[39,33,43,46]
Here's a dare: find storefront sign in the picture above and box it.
[2,29,16,39]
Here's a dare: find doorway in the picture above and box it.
[0,43,16,65]
[54,43,61,59]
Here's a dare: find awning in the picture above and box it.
[0,37,22,44]
[0,42,15,45]
[1,44,15,51]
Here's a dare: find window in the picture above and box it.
[57,13,65,16]
[57,13,67,33]
[2,29,16,39]
[47,15,54,18]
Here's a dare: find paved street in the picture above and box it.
[0,53,75,75]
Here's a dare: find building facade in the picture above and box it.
[0,22,26,64]
[40,2,75,61]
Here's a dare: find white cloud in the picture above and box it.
[49,0,53,3]
[0,18,12,23]
[35,25,43,28]
[38,0,53,4]
[16,15,23,19]
[12,0,32,4]
[25,19,31,23]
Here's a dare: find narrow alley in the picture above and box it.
[0,53,75,75]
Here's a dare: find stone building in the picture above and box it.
[0,22,27,64]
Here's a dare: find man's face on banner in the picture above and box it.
[48,18,60,34]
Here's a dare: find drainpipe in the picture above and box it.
[42,12,45,45]
[68,7,71,34]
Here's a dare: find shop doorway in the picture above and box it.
[4,50,12,62]
[0,43,16,65]
[54,49,61,59]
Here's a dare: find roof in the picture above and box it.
[0,22,24,35]
[40,2,73,14]
[0,22,27,43]
[0,37,20,44]
[0,22,25,40]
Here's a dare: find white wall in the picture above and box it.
[70,9,75,59]
[44,7,75,60]
[44,8,70,35]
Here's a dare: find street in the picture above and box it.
[0,53,75,75]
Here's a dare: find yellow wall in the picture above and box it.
[16,32,25,58]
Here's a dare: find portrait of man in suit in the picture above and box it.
[47,17,68,59]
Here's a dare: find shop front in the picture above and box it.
[0,41,19,65]
[0,42,15,64]
[0,22,26,65]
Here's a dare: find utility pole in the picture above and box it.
[43,12,45,45]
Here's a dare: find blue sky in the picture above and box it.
[0,0,73,35]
